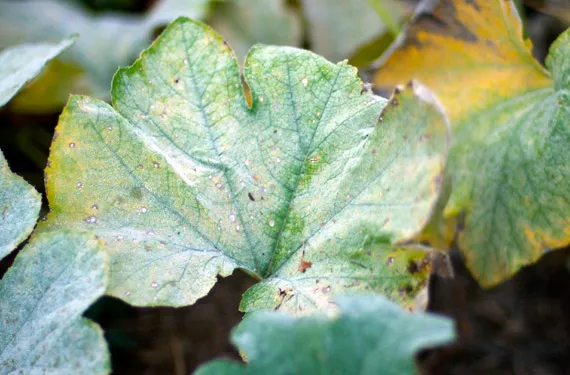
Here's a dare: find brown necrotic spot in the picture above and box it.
[407,260,420,274]
[298,260,312,273]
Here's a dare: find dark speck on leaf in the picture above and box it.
[248,192,255,201]
[407,260,420,274]
[360,82,372,94]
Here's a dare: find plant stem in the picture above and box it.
[368,0,401,36]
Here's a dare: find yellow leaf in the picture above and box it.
[374,0,552,123]
[373,0,570,287]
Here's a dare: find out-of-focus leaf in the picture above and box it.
[147,0,213,28]
[525,0,570,24]
[373,0,570,286]
[195,295,455,375]
[348,31,397,69]
[302,0,405,62]
[0,231,109,375]
[0,38,75,107]
[209,0,302,61]
[42,18,449,313]
[0,0,212,110]
[0,39,73,259]
[8,59,86,113]
[374,0,551,122]
[0,150,41,260]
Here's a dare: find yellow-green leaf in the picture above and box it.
[373,0,570,286]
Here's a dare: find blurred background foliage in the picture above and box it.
[0,0,568,374]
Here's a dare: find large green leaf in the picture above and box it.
[374,0,570,286]
[0,38,75,107]
[209,0,302,61]
[0,0,211,110]
[42,18,449,313]
[0,231,109,375]
[195,295,455,375]
[0,39,73,259]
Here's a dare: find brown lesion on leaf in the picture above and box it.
[378,81,423,124]
[274,287,295,311]
[360,82,373,94]
[407,255,431,276]
[298,241,312,273]
[241,75,252,108]
[299,260,312,273]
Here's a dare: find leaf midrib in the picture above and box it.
[263,56,342,277]
[181,26,262,274]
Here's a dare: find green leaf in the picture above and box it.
[0,38,75,107]
[0,150,41,260]
[209,0,302,61]
[195,295,455,375]
[0,231,109,375]
[301,0,405,62]
[0,0,212,109]
[42,18,449,313]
